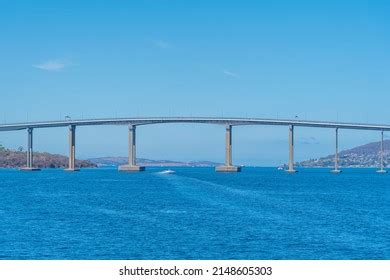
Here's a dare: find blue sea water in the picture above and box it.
[0,167,388,260]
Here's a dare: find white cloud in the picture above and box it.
[223,69,239,78]
[33,59,68,71]
[155,40,170,49]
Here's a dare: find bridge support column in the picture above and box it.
[216,125,241,172]
[286,125,297,173]
[65,125,79,171]
[377,130,387,173]
[331,128,342,173]
[119,125,145,172]
[20,128,40,171]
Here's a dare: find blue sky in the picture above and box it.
[0,0,389,165]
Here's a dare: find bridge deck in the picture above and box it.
[1,117,390,131]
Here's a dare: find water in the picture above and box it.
[0,167,388,260]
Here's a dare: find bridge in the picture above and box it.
[0,117,389,173]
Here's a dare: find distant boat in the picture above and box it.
[159,169,175,174]
[277,166,284,170]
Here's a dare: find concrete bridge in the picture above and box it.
[0,117,389,173]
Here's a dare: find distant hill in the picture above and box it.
[297,140,390,168]
[89,157,221,167]
[0,146,96,169]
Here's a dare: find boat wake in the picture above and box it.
[157,169,176,175]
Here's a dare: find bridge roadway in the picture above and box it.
[0,117,388,173]
[2,117,390,131]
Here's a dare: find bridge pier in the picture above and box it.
[331,128,342,173]
[286,125,297,173]
[20,128,40,171]
[119,125,145,172]
[65,125,79,171]
[377,130,387,173]
[216,125,241,172]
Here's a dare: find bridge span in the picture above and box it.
[0,117,388,173]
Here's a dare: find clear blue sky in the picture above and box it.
[0,0,389,165]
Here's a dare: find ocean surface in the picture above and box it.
[0,167,388,260]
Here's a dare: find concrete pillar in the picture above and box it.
[65,125,79,171]
[225,124,232,166]
[216,125,241,172]
[377,130,387,173]
[27,128,32,168]
[129,125,136,166]
[20,128,40,171]
[119,125,145,171]
[286,125,297,173]
[331,128,342,173]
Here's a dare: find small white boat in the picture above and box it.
[277,166,284,170]
[159,169,175,174]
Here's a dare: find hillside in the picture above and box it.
[297,140,390,168]
[89,157,221,167]
[0,146,96,169]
